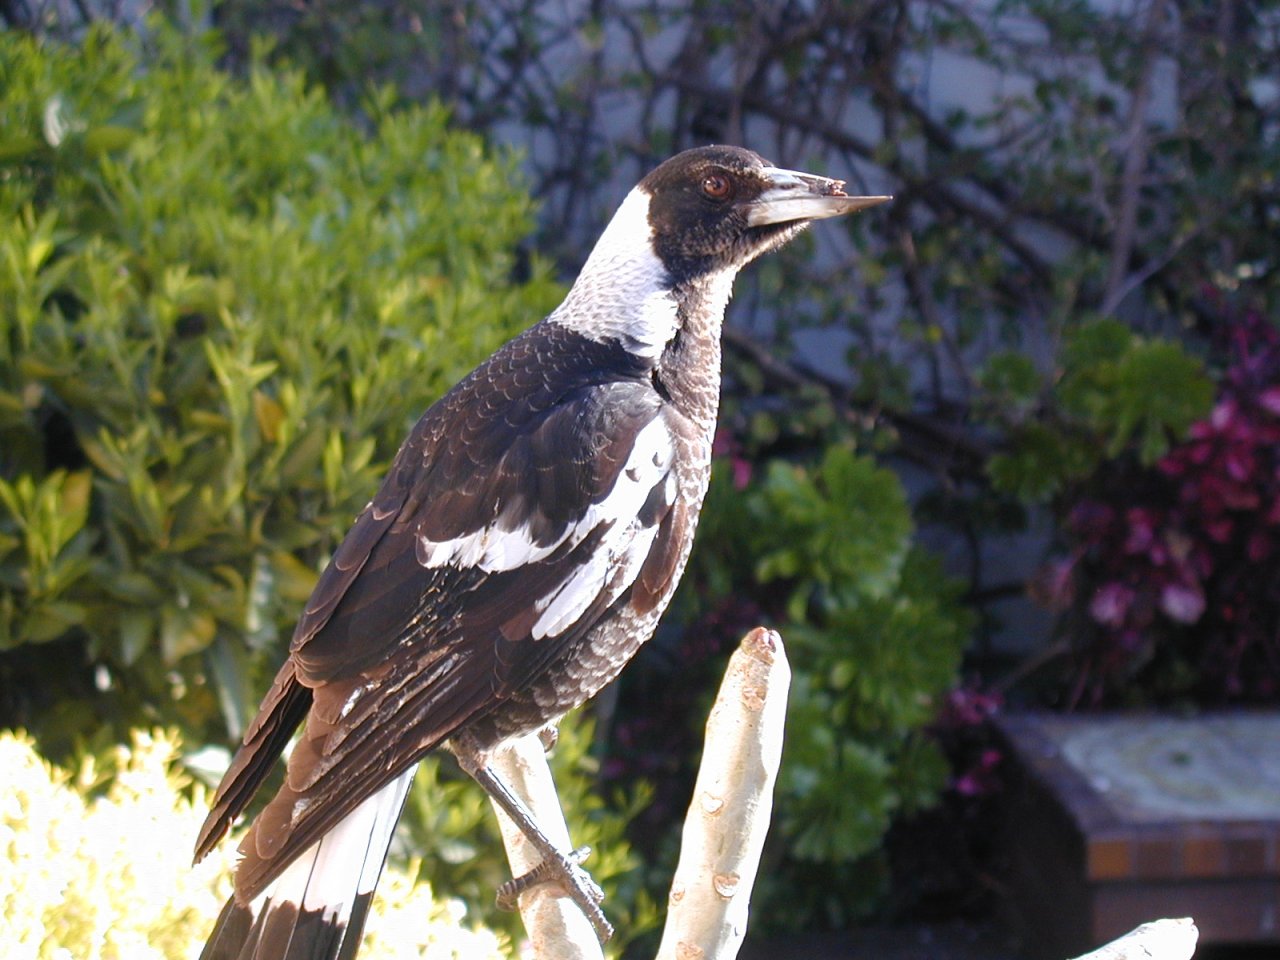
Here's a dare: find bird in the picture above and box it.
[193,144,888,960]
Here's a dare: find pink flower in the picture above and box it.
[1224,447,1256,482]
[1159,581,1205,624]
[953,749,1003,797]
[943,687,1003,726]
[1090,582,1134,626]
[1204,517,1234,542]
[1210,398,1238,430]
[1124,508,1157,554]
[1258,387,1280,417]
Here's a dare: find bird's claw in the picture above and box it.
[537,725,559,753]
[495,845,613,942]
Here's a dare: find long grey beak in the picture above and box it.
[746,166,891,226]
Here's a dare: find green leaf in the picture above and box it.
[159,605,217,663]
[82,124,139,155]
[0,134,45,162]
[23,601,88,642]
[988,422,1097,500]
[1109,340,1213,462]
[980,350,1041,410]
[118,609,154,666]
[1062,318,1132,370]
[205,632,252,741]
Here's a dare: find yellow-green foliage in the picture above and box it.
[0,24,652,945]
[0,21,563,752]
[0,729,508,960]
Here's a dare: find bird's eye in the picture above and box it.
[701,173,732,200]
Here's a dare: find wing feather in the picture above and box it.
[203,324,688,901]
[194,662,311,863]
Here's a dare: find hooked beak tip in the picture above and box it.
[747,174,892,227]
[834,194,893,214]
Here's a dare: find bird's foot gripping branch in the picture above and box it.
[452,731,612,942]
[492,627,791,960]
[494,845,602,916]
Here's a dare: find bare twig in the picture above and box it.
[1101,0,1170,314]
[1069,918,1198,960]
[0,0,34,29]
[721,326,991,480]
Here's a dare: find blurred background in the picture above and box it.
[1,1,1277,957]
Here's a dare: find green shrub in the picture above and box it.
[0,728,507,959]
[684,446,971,928]
[984,318,1214,503]
[0,23,561,752]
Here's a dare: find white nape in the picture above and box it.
[548,188,680,359]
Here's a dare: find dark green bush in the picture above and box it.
[0,24,562,748]
[983,318,1214,503]
[678,446,971,928]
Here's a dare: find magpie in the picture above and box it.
[194,145,888,960]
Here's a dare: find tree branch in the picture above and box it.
[722,326,991,481]
[656,626,790,960]
[488,737,604,960]
[1101,0,1170,314]
[1070,918,1198,960]
[492,627,791,960]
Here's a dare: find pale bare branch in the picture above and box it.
[1070,917,1199,960]
[656,627,790,960]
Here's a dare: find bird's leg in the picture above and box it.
[494,843,594,909]
[452,734,613,943]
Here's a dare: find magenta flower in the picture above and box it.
[1159,581,1206,624]
[1041,311,1280,705]
[1089,582,1135,626]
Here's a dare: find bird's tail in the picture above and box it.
[200,767,417,960]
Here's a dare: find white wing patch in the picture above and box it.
[417,521,558,572]
[417,416,677,609]
[530,490,667,639]
[530,425,676,640]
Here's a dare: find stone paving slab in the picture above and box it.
[994,712,1280,957]
[1040,714,1280,823]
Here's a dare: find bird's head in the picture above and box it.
[557,145,888,358]
[633,145,889,282]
